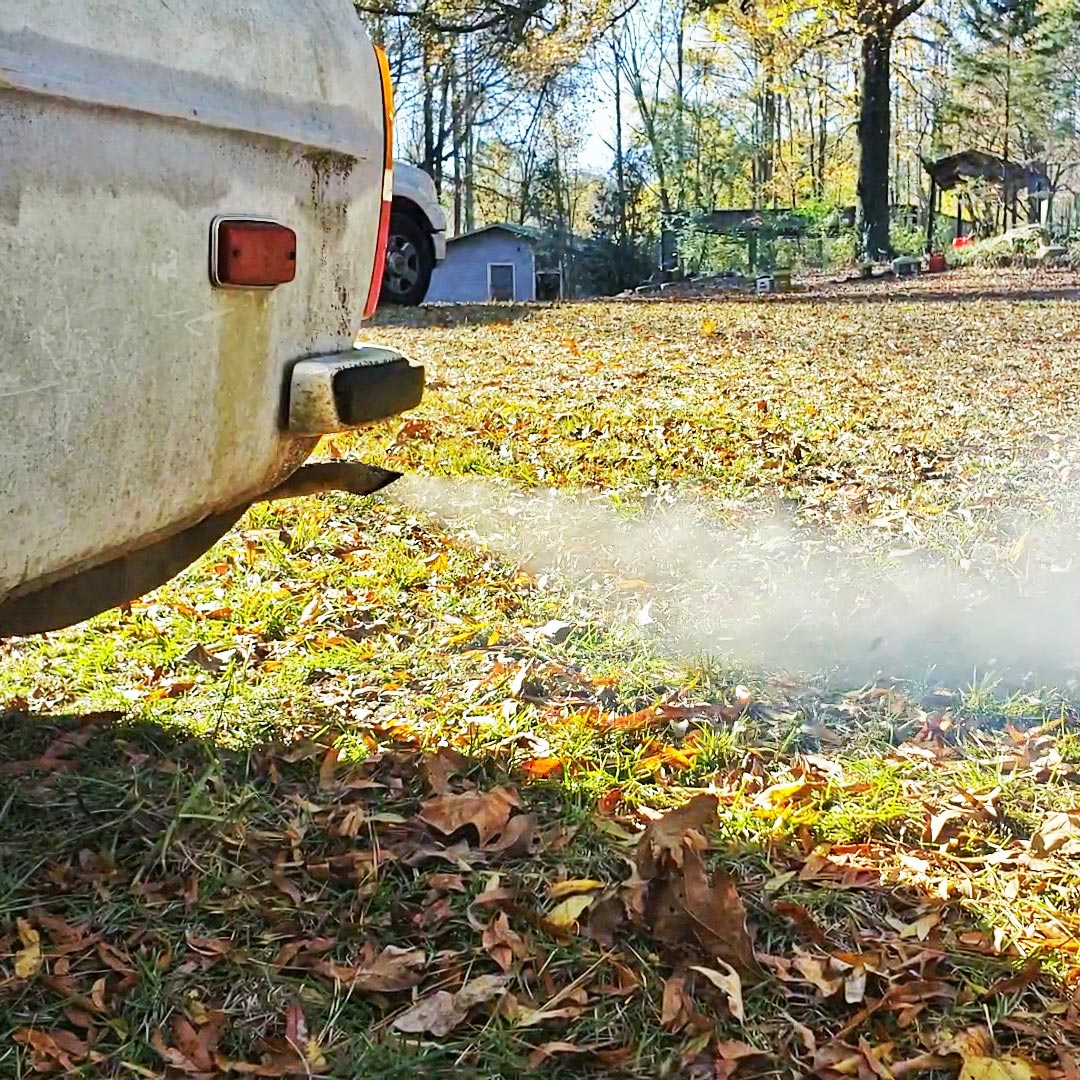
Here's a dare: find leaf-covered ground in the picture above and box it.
[5,269,1080,1078]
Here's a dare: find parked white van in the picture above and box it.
[384,163,447,306]
[0,1,423,636]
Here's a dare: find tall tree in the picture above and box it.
[848,0,928,256]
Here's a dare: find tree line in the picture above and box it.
[360,0,1080,285]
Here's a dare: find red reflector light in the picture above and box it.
[212,219,296,288]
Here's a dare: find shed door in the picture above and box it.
[488,263,515,301]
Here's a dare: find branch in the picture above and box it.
[354,0,547,35]
[889,0,927,30]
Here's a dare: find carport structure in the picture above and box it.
[922,151,1051,251]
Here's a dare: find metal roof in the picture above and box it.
[447,223,540,244]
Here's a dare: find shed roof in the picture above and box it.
[922,151,1049,192]
[448,223,539,245]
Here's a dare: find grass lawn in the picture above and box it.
[4,269,1080,1077]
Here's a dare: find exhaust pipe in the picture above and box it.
[258,461,402,503]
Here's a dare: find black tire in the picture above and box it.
[381,212,434,306]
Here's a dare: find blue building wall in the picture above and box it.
[426,229,537,303]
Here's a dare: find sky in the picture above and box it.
[581,111,618,174]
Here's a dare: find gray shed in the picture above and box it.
[425,223,538,303]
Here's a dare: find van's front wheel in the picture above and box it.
[381,212,433,306]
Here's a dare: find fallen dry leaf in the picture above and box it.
[1057,1048,1080,1080]
[635,793,719,878]
[793,952,843,998]
[754,776,817,810]
[959,1059,1040,1080]
[596,787,624,814]
[393,990,466,1037]
[526,1041,591,1068]
[548,878,607,899]
[546,893,594,931]
[482,911,527,971]
[942,1027,1050,1080]
[15,918,42,979]
[690,961,744,1021]
[645,846,759,977]
[392,974,507,1037]
[14,1028,88,1072]
[318,746,340,789]
[484,811,537,856]
[845,965,868,1004]
[420,747,470,794]
[522,756,563,778]
[1030,810,1080,856]
[152,1025,204,1073]
[660,972,694,1032]
[714,1039,771,1079]
[418,786,522,845]
[945,1028,997,1059]
[859,1037,896,1080]
[773,900,829,946]
[450,973,512,1016]
[318,945,425,991]
[582,894,626,946]
[285,999,326,1071]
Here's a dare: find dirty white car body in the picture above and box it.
[0,0,423,635]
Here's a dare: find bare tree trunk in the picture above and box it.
[762,84,776,205]
[434,64,451,197]
[451,65,463,235]
[857,26,895,258]
[633,89,672,213]
[613,39,628,285]
[817,74,828,200]
[785,95,796,206]
[518,170,530,225]
[422,37,435,179]
[463,42,476,232]
[803,84,817,200]
[753,45,777,209]
[818,55,827,200]
[675,10,685,211]
[1003,45,1017,227]
[464,110,476,231]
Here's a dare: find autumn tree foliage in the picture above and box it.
[945,0,1080,223]
[366,0,1080,283]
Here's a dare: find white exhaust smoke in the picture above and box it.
[388,474,1080,689]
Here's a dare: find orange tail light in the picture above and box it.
[363,44,395,319]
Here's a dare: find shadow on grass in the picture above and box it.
[372,302,544,329]
[793,285,1080,305]
[610,285,1080,306]
[0,708,1070,1078]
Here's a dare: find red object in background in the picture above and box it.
[952,235,974,249]
[214,220,296,287]
[928,253,948,273]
